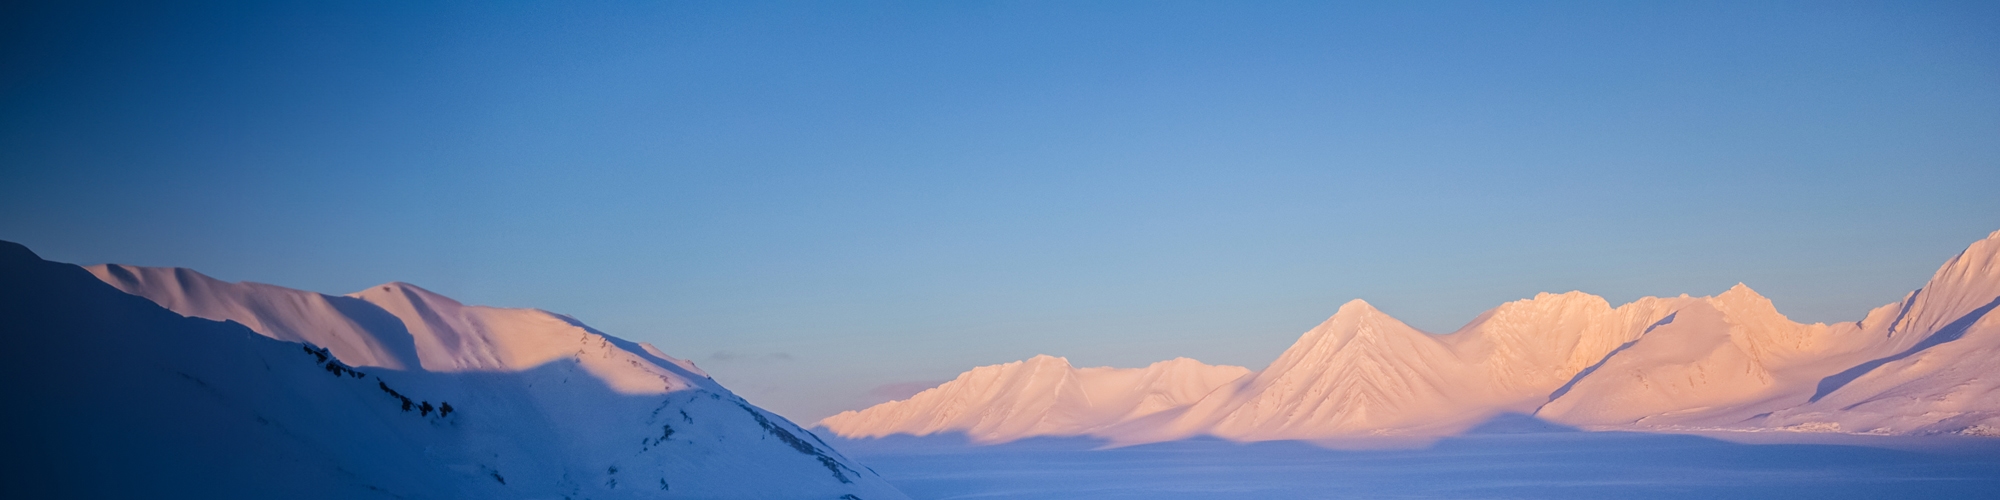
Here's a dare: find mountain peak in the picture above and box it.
[1933,229,2000,285]
[1709,282,1793,326]
[1719,282,1762,299]
[1335,298,1382,315]
[1893,228,2000,334]
[819,355,1250,442]
[1017,354,1073,369]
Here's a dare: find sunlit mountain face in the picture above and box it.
[8,230,1999,499]
[0,241,908,499]
[824,230,2000,446]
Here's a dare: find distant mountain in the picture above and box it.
[0,242,906,499]
[821,229,2000,444]
[819,355,1248,443]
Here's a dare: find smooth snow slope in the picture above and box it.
[819,355,1247,443]
[824,229,2000,444]
[0,242,905,499]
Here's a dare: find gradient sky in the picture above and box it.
[3,1,1997,421]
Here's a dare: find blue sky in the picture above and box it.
[3,1,1997,420]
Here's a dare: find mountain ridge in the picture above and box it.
[821,229,2000,444]
[818,354,1248,443]
[2,245,906,499]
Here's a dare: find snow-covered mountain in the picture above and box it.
[821,229,2000,443]
[1546,229,2000,436]
[819,355,1248,443]
[0,241,906,499]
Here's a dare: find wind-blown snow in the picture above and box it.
[0,243,905,499]
[823,229,2000,444]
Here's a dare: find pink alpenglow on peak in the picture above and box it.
[89,266,711,393]
[817,355,1249,443]
[823,229,2000,445]
[64,260,906,499]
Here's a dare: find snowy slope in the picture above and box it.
[826,296,1681,443]
[1125,294,1683,441]
[1619,230,2000,435]
[818,355,1247,443]
[90,265,710,388]
[1541,231,2000,435]
[1161,299,1484,441]
[1533,286,1837,427]
[0,243,906,499]
[825,229,2000,444]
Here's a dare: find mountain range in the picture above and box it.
[0,241,907,499]
[7,227,1994,497]
[821,229,2000,444]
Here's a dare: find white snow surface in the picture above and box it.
[0,244,905,499]
[819,355,1248,443]
[822,229,2000,444]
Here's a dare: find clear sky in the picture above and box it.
[3,1,1997,421]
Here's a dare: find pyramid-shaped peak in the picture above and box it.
[1719,282,1763,298]
[1711,282,1775,310]
[1300,297,1431,343]
[1326,299,1423,331]
[1706,281,1798,327]
[1335,298,1382,315]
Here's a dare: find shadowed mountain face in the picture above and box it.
[823,230,2000,444]
[0,242,906,500]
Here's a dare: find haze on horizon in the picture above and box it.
[2,1,1997,421]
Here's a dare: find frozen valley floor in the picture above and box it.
[832,426,2000,499]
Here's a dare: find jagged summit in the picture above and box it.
[823,229,2000,444]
